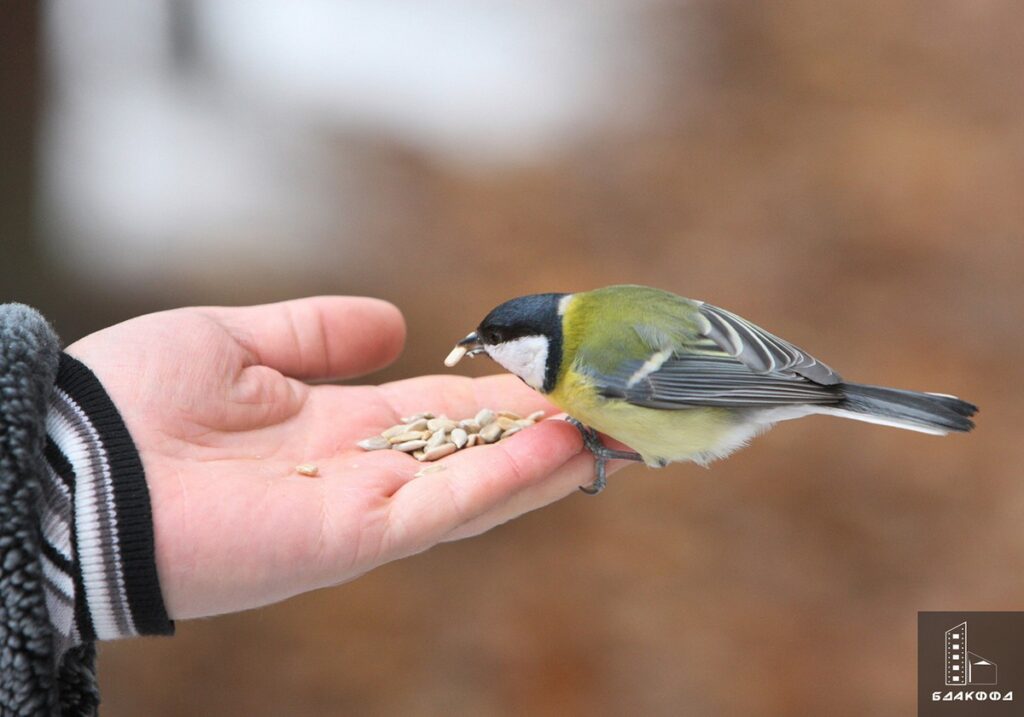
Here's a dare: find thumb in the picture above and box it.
[206,296,406,381]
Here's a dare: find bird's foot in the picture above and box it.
[565,417,643,495]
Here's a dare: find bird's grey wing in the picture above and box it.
[592,353,841,409]
[581,300,842,409]
[696,302,841,385]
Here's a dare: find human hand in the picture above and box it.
[66,297,614,620]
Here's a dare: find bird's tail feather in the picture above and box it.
[823,383,977,435]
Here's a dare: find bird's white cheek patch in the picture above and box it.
[485,336,550,391]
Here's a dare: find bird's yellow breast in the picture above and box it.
[547,367,736,466]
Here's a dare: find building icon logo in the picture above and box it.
[920,612,1021,713]
[945,621,997,687]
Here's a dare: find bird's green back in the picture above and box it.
[559,285,711,380]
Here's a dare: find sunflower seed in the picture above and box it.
[381,424,410,439]
[389,431,428,444]
[495,416,518,430]
[394,439,428,452]
[500,426,522,438]
[450,428,468,448]
[427,418,458,432]
[527,410,545,422]
[404,418,430,432]
[423,443,457,461]
[475,409,495,427]
[444,345,468,367]
[295,463,319,477]
[401,412,435,423]
[465,434,479,447]
[498,411,522,420]
[426,429,447,449]
[459,419,481,433]
[413,450,427,461]
[480,422,503,443]
[356,436,391,451]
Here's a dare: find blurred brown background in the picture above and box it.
[3,1,1023,715]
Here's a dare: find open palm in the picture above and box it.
[66,297,605,620]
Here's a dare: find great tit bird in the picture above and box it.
[445,284,977,494]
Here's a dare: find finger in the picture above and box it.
[441,456,633,542]
[384,419,584,553]
[206,296,406,380]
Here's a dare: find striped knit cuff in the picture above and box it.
[46,353,173,642]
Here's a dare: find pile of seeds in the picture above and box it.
[357,408,545,461]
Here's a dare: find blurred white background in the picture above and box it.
[43,1,671,283]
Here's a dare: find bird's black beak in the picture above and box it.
[457,331,482,349]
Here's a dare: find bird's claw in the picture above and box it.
[565,417,643,495]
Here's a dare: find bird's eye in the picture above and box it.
[482,328,501,344]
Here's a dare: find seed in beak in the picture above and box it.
[445,331,483,367]
[444,345,468,367]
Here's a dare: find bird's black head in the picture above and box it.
[459,292,567,393]
[476,293,566,346]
